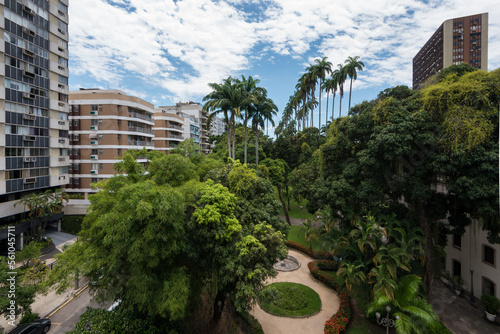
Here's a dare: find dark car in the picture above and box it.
[8,319,51,334]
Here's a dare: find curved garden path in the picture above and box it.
[251,249,340,334]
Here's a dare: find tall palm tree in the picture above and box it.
[304,65,319,128]
[332,64,347,118]
[251,94,277,164]
[203,78,233,158]
[344,56,365,112]
[322,77,337,123]
[313,57,332,129]
[237,75,263,164]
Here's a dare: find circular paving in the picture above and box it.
[274,255,301,271]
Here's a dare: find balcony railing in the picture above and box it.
[170,134,184,140]
[168,124,183,131]
[128,126,153,134]
[128,112,152,121]
[128,140,153,147]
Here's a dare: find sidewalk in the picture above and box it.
[430,279,500,334]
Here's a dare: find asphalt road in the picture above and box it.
[47,285,110,334]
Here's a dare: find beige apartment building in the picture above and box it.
[67,89,154,197]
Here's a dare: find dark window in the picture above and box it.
[483,245,495,267]
[453,234,461,249]
[482,277,496,296]
[452,259,461,277]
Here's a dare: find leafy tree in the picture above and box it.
[0,259,36,318]
[298,219,318,251]
[147,154,197,186]
[337,261,367,293]
[260,158,291,225]
[47,180,192,321]
[16,241,42,267]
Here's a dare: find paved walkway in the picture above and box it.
[430,279,500,334]
[251,249,340,334]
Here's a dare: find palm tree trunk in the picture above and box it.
[266,119,269,136]
[244,113,248,164]
[332,93,335,121]
[348,77,353,112]
[339,94,343,118]
[325,90,329,125]
[318,80,322,129]
[230,112,236,160]
[255,125,259,165]
[227,120,231,159]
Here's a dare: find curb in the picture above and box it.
[44,284,89,318]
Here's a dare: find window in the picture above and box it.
[58,112,68,120]
[98,119,103,126]
[59,166,69,174]
[7,170,22,180]
[58,75,68,85]
[58,93,68,102]
[58,19,68,33]
[99,149,103,155]
[483,245,495,267]
[58,38,67,51]
[99,163,103,170]
[58,56,68,67]
[59,130,68,138]
[58,1,68,14]
[98,105,103,112]
[91,163,98,170]
[452,233,461,249]
[59,148,68,156]
[452,259,461,277]
[91,149,98,155]
[482,277,496,296]
[91,119,98,126]
[99,134,103,141]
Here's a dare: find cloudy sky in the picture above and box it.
[69,0,499,130]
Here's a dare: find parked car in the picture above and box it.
[8,318,51,334]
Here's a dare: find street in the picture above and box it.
[47,285,110,334]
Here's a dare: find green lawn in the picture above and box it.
[276,189,316,220]
[287,225,326,251]
[259,282,321,317]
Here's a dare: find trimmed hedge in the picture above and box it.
[288,241,351,334]
[286,240,334,260]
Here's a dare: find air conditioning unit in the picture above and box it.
[58,157,65,161]
[24,178,36,184]
[90,126,98,130]
[58,121,65,125]
[23,48,35,57]
[90,140,98,145]
[90,111,98,115]
[22,27,35,37]
[22,5,33,15]
[24,157,33,162]
[23,135,36,141]
[90,170,98,175]
[90,155,98,160]
[23,114,36,120]
[58,139,66,144]
[23,70,35,78]
[23,92,34,99]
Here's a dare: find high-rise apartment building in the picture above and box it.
[413,13,488,89]
[209,116,225,137]
[67,89,154,198]
[0,0,70,249]
[155,102,209,154]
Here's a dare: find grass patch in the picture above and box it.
[61,215,84,235]
[276,189,316,220]
[259,282,321,317]
[287,225,326,251]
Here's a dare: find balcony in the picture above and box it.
[128,126,153,134]
[170,134,184,140]
[168,124,184,131]
[128,112,151,121]
[128,140,153,147]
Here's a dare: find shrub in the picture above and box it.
[238,310,264,334]
[481,294,500,315]
[19,312,39,324]
[61,215,84,234]
[286,240,333,260]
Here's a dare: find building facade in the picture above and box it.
[446,226,500,300]
[67,89,154,197]
[209,115,225,137]
[155,102,209,154]
[412,13,488,89]
[0,0,70,249]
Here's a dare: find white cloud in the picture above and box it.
[69,0,500,103]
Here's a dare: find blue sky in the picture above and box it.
[68,0,499,133]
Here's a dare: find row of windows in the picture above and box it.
[5,78,48,97]
[5,55,48,78]
[5,102,48,117]
[5,125,49,136]
[24,0,49,20]
[4,31,49,59]
[452,259,496,296]
[7,168,49,180]
[4,7,49,39]
[5,148,49,157]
